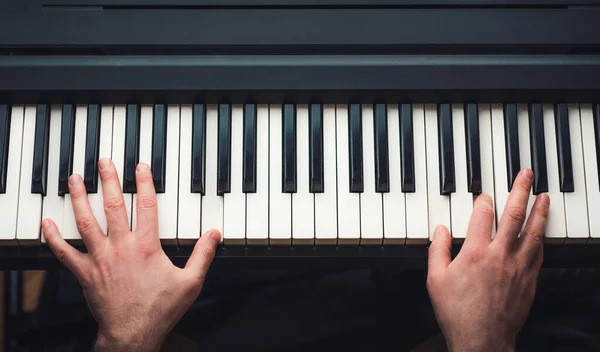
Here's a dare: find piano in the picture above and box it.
[1,0,600,269]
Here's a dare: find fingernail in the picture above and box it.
[69,175,82,186]
[538,193,550,206]
[522,168,533,181]
[98,158,110,171]
[433,225,443,240]
[42,219,50,230]
[136,163,149,173]
[209,230,222,242]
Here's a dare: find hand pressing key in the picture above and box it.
[427,168,549,352]
[42,158,221,352]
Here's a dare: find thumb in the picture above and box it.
[428,225,452,279]
[185,229,221,279]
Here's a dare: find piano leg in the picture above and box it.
[3,270,22,352]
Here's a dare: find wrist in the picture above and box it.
[447,335,515,352]
[94,328,165,352]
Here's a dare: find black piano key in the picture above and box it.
[282,103,297,193]
[438,104,455,195]
[243,104,257,193]
[191,104,206,194]
[374,104,390,193]
[595,104,600,189]
[348,104,364,193]
[528,104,548,195]
[465,103,482,194]
[309,103,324,193]
[58,105,75,196]
[503,103,520,190]
[217,103,232,195]
[31,105,51,195]
[83,105,101,194]
[123,104,140,193]
[399,104,415,193]
[0,105,11,194]
[151,104,167,193]
[554,103,574,193]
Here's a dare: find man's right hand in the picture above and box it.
[426,168,549,352]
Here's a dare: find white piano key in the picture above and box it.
[156,105,180,243]
[580,104,600,241]
[223,104,245,245]
[450,104,472,241]
[246,104,269,245]
[88,105,113,235]
[201,105,223,235]
[132,105,153,231]
[336,104,360,245]
[383,104,406,244]
[0,105,24,243]
[542,104,567,241]
[517,104,535,216]
[41,106,64,243]
[292,104,314,245]
[491,104,509,228]
[478,104,496,235]
[360,104,383,245]
[564,104,589,241]
[178,105,201,244]
[405,104,429,243]
[314,104,338,245]
[17,106,43,244]
[425,104,450,241]
[268,104,291,245]
[62,105,88,242]
[111,105,133,229]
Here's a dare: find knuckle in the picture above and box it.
[506,207,527,224]
[137,195,157,210]
[201,245,216,264]
[76,217,94,234]
[55,247,69,265]
[477,204,496,219]
[104,197,125,214]
[100,169,119,183]
[70,188,85,200]
[517,180,531,193]
[526,229,544,245]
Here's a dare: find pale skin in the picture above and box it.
[428,168,549,352]
[42,158,221,352]
[42,158,548,352]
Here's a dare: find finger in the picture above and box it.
[462,193,495,250]
[518,193,549,268]
[68,174,105,249]
[42,218,88,278]
[427,225,452,279]
[185,230,222,281]
[493,168,533,251]
[99,158,130,235]
[134,163,158,234]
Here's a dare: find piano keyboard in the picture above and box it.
[1,102,599,247]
